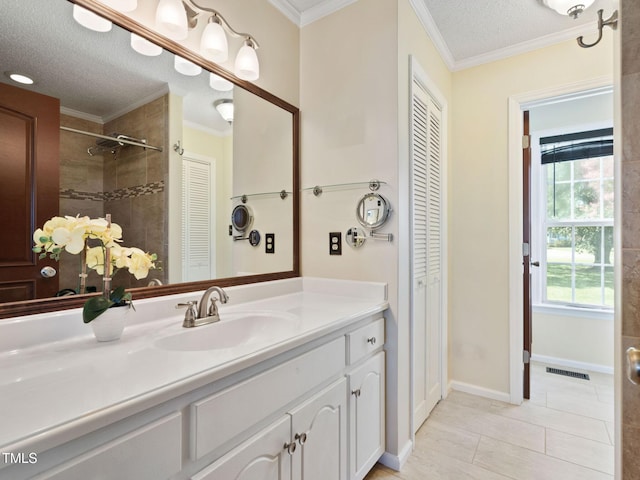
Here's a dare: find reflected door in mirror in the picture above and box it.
[0,83,60,301]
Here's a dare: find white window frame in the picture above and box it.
[531,122,614,319]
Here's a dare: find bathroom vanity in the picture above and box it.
[0,278,387,480]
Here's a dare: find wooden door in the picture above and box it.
[0,82,60,302]
[522,110,532,399]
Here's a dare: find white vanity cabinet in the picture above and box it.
[0,299,388,480]
[193,378,347,480]
[346,318,386,480]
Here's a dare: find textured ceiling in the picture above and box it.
[272,0,616,68]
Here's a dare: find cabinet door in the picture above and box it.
[289,378,347,480]
[191,416,292,480]
[349,351,385,480]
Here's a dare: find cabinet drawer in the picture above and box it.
[34,413,182,480]
[191,336,346,460]
[347,318,384,365]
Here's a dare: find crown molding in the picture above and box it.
[408,0,599,72]
[408,0,456,71]
[451,21,598,71]
[60,107,104,124]
[269,0,357,27]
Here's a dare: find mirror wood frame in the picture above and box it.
[0,0,300,319]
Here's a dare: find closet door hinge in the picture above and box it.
[522,135,530,149]
[523,350,531,364]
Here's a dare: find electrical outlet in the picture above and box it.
[265,233,275,254]
[329,232,342,255]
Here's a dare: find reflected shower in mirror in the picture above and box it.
[0,0,298,314]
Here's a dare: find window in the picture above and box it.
[536,128,614,309]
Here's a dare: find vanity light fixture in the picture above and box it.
[72,4,112,32]
[542,0,594,18]
[174,55,202,76]
[214,99,234,124]
[155,0,190,40]
[209,73,234,92]
[153,0,260,81]
[130,33,163,56]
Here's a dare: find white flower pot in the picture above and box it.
[90,306,130,342]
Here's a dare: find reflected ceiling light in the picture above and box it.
[155,0,189,40]
[214,99,234,124]
[72,4,112,32]
[209,73,234,92]
[174,56,202,76]
[5,71,34,85]
[234,39,259,81]
[200,17,228,63]
[99,0,137,12]
[130,33,163,56]
[542,0,595,18]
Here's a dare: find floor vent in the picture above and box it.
[546,367,590,380]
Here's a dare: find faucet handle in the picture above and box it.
[207,297,221,318]
[176,301,198,327]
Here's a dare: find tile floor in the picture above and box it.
[366,362,615,480]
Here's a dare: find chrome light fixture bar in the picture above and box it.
[155,0,260,81]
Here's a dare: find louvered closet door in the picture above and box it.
[411,80,443,432]
[182,157,214,281]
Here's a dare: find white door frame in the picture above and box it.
[408,55,449,439]
[507,75,613,405]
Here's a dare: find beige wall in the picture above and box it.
[450,36,613,395]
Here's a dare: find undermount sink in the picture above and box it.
[154,311,299,352]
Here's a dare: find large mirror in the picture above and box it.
[0,0,299,318]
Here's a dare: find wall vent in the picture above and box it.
[546,367,590,380]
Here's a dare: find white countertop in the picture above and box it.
[0,278,388,458]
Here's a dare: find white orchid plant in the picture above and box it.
[33,215,157,323]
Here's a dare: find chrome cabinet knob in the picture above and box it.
[295,432,307,445]
[367,337,376,345]
[284,441,297,455]
[351,389,361,397]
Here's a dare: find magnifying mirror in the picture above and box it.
[231,204,253,233]
[356,193,391,231]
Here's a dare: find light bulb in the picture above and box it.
[131,33,162,56]
[155,0,188,40]
[200,20,228,63]
[234,43,259,81]
[174,56,202,76]
[209,73,234,91]
[73,5,112,32]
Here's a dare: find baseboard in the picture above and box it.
[448,380,511,403]
[378,439,413,471]
[531,353,614,375]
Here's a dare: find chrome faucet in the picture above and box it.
[176,286,229,328]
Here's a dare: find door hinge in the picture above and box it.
[522,242,530,257]
[523,350,531,364]
[522,134,530,149]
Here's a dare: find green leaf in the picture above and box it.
[83,296,114,323]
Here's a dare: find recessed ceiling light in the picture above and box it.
[5,72,35,85]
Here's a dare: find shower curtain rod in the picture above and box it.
[59,126,164,152]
